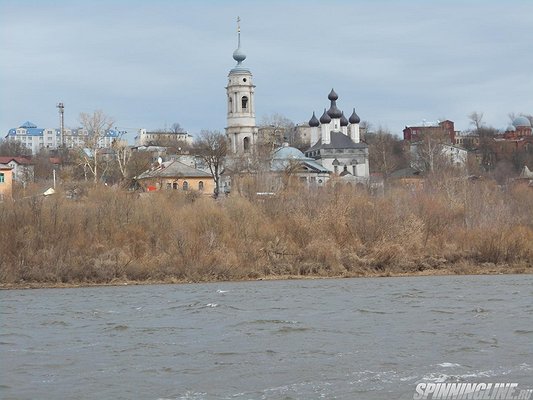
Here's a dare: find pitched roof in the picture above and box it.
[0,156,33,165]
[307,131,368,152]
[389,167,423,178]
[136,160,211,180]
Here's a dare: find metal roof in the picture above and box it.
[136,160,212,180]
[307,131,368,152]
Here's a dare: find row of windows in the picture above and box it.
[166,181,204,191]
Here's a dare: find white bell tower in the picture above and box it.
[225,17,257,154]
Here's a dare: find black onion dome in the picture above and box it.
[340,112,349,127]
[349,108,360,124]
[327,100,342,119]
[319,108,332,124]
[328,88,338,101]
[309,111,319,127]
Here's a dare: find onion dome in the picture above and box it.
[309,111,319,127]
[328,88,338,101]
[340,112,349,127]
[327,101,342,119]
[349,108,360,124]
[513,116,531,128]
[319,108,332,124]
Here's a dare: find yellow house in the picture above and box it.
[135,160,215,194]
[0,166,13,201]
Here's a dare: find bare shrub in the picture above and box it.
[1,176,532,285]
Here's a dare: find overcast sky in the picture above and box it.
[1,0,532,143]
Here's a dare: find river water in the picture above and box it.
[1,275,532,399]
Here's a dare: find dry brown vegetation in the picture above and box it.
[1,178,532,287]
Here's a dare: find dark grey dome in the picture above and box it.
[327,101,342,119]
[340,112,348,127]
[309,111,319,127]
[328,88,338,101]
[349,108,360,124]
[319,108,331,124]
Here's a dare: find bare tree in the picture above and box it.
[192,130,228,196]
[0,139,31,157]
[412,130,450,172]
[260,113,301,147]
[366,127,407,177]
[33,149,55,181]
[468,111,484,131]
[112,137,132,182]
[79,110,115,184]
[170,122,183,134]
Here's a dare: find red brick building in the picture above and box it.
[403,120,456,144]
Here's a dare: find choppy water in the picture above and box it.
[1,275,532,399]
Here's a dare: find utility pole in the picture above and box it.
[56,102,65,148]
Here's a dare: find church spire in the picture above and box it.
[237,16,241,47]
[232,16,246,65]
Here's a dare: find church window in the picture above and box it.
[243,137,250,152]
[0,173,4,183]
[352,165,357,175]
[243,78,247,82]
[241,96,248,110]
[198,181,204,191]
[228,97,233,113]
[173,182,178,190]
[182,181,189,191]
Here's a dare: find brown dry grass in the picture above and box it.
[1,178,532,287]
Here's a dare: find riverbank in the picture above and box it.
[1,261,531,289]
[1,181,532,288]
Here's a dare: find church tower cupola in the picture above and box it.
[319,108,332,124]
[328,88,338,101]
[225,17,258,155]
[309,111,320,127]
[349,108,360,124]
[326,89,342,119]
[340,111,349,127]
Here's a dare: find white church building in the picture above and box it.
[223,20,369,189]
[304,89,369,182]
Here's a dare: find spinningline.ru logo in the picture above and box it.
[413,383,532,400]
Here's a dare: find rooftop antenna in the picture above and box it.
[56,102,64,148]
